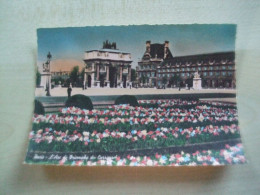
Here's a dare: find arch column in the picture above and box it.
[83,71,87,89]
[128,66,131,81]
[120,65,123,82]
[96,64,100,88]
[106,65,110,88]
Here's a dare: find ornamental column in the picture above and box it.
[96,64,100,88]
[120,65,123,81]
[106,65,110,88]
[128,66,131,81]
[96,64,100,80]
[83,71,87,89]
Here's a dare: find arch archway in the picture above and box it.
[109,66,117,88]
[87,75,92,88]
[123,75,127,88]
[100,74,105,87]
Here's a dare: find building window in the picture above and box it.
[222,66,226,70]
[187,73,190,77]
[227,71,233,76]
[198,67,202,71]
[216,72,220,76]
[209,72,213,76]
[222,71,226,76]
[228,66,233,70]
[177,68,180,72]
[181,73,185,77]
[203,67,207,71]
[203,72,207,76]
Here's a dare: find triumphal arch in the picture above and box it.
[83,41,132,88]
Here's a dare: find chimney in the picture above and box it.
[164,41,169,59]
[146,40,151,53]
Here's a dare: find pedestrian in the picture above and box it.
[67,85,72,98]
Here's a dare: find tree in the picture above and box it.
[36,69,41,86]
[51,76,65,85]
[173,74,181,87]
[186,75,194,87]
[70,66,79,86]
[80,68,85,79]
[162,76,168,89]
[169,76,175,87]
[131,69,136,82]
[162,76,168,85]
[141,75,145,84]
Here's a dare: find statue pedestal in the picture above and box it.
[193,78,202,90]
[40,73,51,96]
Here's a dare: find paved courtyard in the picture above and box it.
[36,87,236,97]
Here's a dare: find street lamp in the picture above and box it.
[45,52,52,96]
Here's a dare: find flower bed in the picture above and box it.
[138,99,236,109]
[26,143,246,166]
[26,99,245,166]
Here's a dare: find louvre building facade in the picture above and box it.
[136,41,236,88]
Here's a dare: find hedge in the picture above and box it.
[65,95,93,110]
[34,100,45,115]
[115,95,139,107]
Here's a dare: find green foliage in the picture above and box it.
[65,95,93,110]
[162,76,168,85]
[131,69,136,82]
[169,76,175,86]
[36,69,41,86]
[80,68,85,80]
[34,100,45,115]
[69,66,79,84]
[33,119,238,134]
[115,95,139,107]
[29,129,240,153]
[140,75,148,84]
[51,76,65,85]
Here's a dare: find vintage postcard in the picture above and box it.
[25,24,246,166]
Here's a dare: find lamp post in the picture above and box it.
[44,52,52,96]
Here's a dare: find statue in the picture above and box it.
[40,52,52,96]
[193,71,202,90]
[194,71,201,79]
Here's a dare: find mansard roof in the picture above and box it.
[161,51,235,65]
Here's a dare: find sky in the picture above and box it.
[37,24,236,68]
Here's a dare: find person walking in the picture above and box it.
[67,85,72,98]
